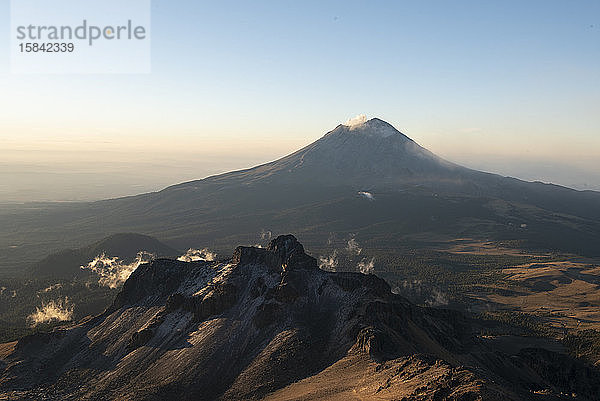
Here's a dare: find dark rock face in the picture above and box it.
[266,234,317,270]
[1,235,599,400]
[128,327,154,349]
[109,259,196,311]
[232,235,317,273]
[354,326,394,360]
[193,281,238,320]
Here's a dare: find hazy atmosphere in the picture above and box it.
[3,2,600,399]
[1,0,598,201]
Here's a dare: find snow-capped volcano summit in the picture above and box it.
[337,117,412,139]
[222,117,455,187]
[343,114,369,127]
[342,115,404,137]
[3,115,600,284]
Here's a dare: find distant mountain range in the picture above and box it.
[2,118,600,276]
[3,235,597,400]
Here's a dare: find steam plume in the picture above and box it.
[260,230,273,241]
[392,280,449,307]
[358,191,375,201]
[346,237,362,255]
[40,283,63,293]
[28,297,74,326]
[358,257,375,274]
[319,250,338,271]
[320,234,376,274]
[177,248,217,262]
[81,251,155,288]
[344,114,367,128]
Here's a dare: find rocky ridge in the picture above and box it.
[1,235,599,400]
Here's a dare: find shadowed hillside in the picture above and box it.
[1,235,598,400]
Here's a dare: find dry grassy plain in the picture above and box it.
[441,239,600,331]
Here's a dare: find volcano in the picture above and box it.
[204,118,461,187]
[2,118,600,276]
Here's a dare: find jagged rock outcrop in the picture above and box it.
[1,235,598,400]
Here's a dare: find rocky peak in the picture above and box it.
[4,235,599,401]
[233,234,317,272]
[267,234,316,270]
[266,234,304,257]
[335,116,411,141]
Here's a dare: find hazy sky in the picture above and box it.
[0,0,599,201]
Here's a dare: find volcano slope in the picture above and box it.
[3,118,600,277]
[1,235,599,400]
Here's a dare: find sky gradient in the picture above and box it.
[0,0,599,201]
